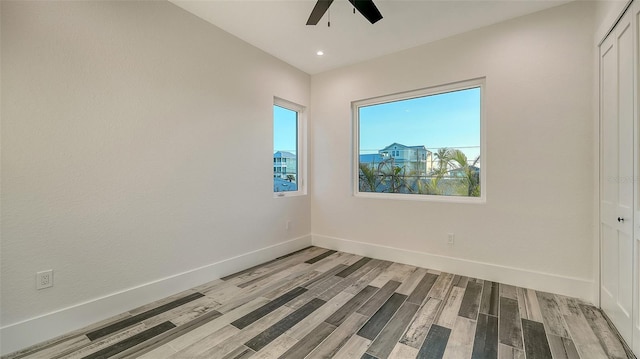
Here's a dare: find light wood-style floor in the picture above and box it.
[4,246,634,359]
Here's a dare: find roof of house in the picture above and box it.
[379,143,427,151]
[273,151,296,158]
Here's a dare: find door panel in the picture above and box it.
[600,9,635,347]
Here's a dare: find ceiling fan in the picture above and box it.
[306,0,383,25]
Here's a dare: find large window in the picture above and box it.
[354,78,485,202]
[274,98,305,196]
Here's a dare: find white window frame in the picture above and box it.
[274,97,307,198]
[352,78,486,203]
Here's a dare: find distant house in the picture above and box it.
[273,151,297,180]
[370,143,433,175]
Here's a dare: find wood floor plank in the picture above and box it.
[442,316,477,359]
[135,343,177,359]
[244,298,326,352]
[499,284,517,301]
[278,321,336,359]
[521,319,552,359]
[357,280,401,316]
[325,286,379,327]
[344,261,393,295]
[579,304,627,359]
[436,286,465,329]
[310,313,369,358]
[13,335,90,359]
[163,297,269,352]
[221,345,255,359]
[497,344,525,359]
[357,292,408,340]
[428,273,455,300]
[142,296,221,328]
[369,262,414,288]
[196,305,294,358]
[167,323,239,358]
[536,291,570,338]
[396,267,428,296]
[563,311,609,359]
[314,252,359,272]
[471,313,498,359]
[251,334,297,359]
[85,292,203,341]
[365,302,419,358]
[285,291,353,340]
[82,322,176,359]
[388,342,419,358]
[547,335,580,359]
[305,249,338,264]
[231,287,307,329]
[220,247,318,282]
[498,297,523,350]
[417,324,451,359]
[400,296,442,349]
[58,324,149,359]
[285,276,343,310]
[517,288,543,322]
[336,257,373,278]
[333,335,372,358]
[458,280,483,320]
[480,281,499,316]
[406,273,438,305]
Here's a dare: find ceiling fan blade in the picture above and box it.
[348,0,383,24]
[306,0,334,25]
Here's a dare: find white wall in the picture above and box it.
[310,1,597,300]
[0,0,310,351]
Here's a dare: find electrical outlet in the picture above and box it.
[447,233,455,245]
[286,220,292,230]
[36,270,53,290]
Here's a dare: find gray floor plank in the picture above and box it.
[231,287,307,329]
[406,272,438,305]
[357,280,401,316]
[310,313,369,358]
[365,302,420,358]
[400,297,442,349]
[357,292,408,340]
[480,281,499,316]
[325,285,379,327]
[547,335,580,359]
[278,321,336,359]
[579,304,628,359]
[244,298,325,352]
[472,313,498,359]
[499,297,524,350]
[458,280,483,320]
[536,291,570,338]
[521,318,552,359]
[417,324,451,359]
[443,316,477,359]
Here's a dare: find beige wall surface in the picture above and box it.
[1,0,310,327]
[310,2,597,285]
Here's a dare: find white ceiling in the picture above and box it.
[170,0,571,74]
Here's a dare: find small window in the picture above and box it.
[274,98,306,196]
[354,78,485,202]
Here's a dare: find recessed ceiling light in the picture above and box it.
[316,50,324,56]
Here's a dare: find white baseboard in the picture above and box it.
[312,234,594,304]
[0,235,312,356]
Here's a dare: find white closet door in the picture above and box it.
[600,8,635,347]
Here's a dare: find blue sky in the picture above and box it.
[359,87,481,160]
[274,87,481,160]
[273,105,297,154]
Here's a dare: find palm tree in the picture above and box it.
[286,174,296,182]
